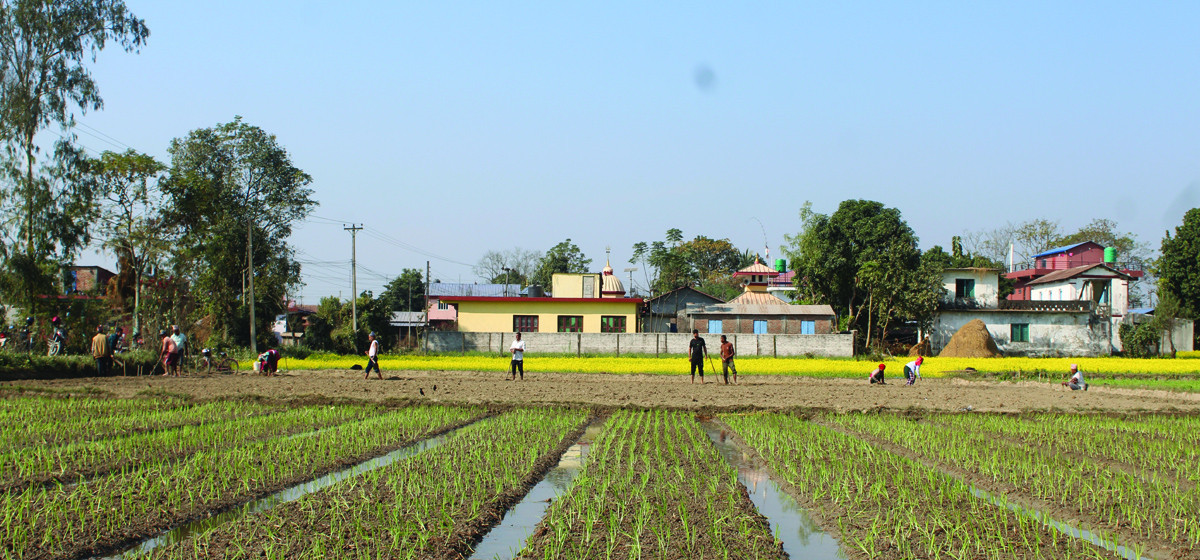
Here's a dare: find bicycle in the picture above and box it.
[201,349,239,373]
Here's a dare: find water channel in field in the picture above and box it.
[466,420,605,560]
[700,419,847,560]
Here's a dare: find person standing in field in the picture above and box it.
[363,332,382,379]
[1061,364,1088,391]
[170,326,187,374]
[158,330,178,377]
[903,356,923,385]
[688,329,708,384]
[719,334,737,385]
[869,363,886,384]
[509,332,526,381]
[91,326,111,377]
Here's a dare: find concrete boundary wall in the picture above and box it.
[423,331,854,357]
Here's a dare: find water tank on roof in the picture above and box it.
[1103,247,1116,263]
[526,285,544,298]
[774,258,786,272]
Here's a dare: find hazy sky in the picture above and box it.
[72,1,1200,301]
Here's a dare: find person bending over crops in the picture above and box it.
[363,332,382,379]
[869,363,886,384]
[688,329,708,384]
[158,330,178,377]
[509,332,526,380]
[258,348,280,376]
[903,356,922,385]
[1061,364,1088,391]
[719,335,737,385]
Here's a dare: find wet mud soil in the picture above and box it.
[9,369,1200,413]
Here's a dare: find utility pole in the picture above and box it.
[344,224,362,348]
[424,261,430,354]
[248,220,257,356]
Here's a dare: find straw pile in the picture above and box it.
[937,319,1002,358]
[908,336,931,357]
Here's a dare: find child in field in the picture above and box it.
[869,363,886,384]
[1061,364,1088,391]
[903,357,923,385]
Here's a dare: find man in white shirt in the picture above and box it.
[509,332,526,381]
[1061,364,1087,391]
[364,332,381,380]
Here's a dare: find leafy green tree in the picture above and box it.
[93,149,166,331]
[161,117,315,348]
[0,0,148,283]
[380,269,425,312]
[1055,218,1150,264]
[1158,208,1200,319]
[782,200,926,348]
[531,238,591,290]
[632,229,753,296]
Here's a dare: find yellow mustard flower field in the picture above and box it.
[273,353,1200,377]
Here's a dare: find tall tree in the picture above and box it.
[0,0,147,260]
[93,149,166,331]
[161,117,315,347]
[782,200,925,348]
[1055,218,1150,265]
[380,268,425,312]
[473,247,540,285]
[1158,208,1200,319]
[531,238,590,289]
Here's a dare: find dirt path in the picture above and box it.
[7,370,1200,413]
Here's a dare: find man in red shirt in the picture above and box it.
[719,335,737,385]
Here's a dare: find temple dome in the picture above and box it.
[600,250,625,297]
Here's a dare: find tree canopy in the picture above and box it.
[631,229,754,297]
[783,200,937,349]
[530,239,590,289]
[1158,208,1200,319]
[161,117,315,346]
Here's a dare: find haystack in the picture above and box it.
[908,336,931,357]
[937,319,1002,358]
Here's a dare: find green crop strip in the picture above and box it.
[830,413,1199,555]
[0,404,483,559]
[521,410,786,560]
[724,413,1122,560]
[928,413,1200,487]
[0,397,275,453]
[0,403,378,490]
[140,407,587,559]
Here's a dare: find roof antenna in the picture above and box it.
[750,217,768,261]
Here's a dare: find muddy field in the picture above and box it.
[7,369,1200,412]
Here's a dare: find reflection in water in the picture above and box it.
[468,421,602,560]
[103,431,458,559]
[701,420,846,560]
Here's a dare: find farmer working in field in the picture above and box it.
[1061,364,1088,391]
[903,356,923,385]
[158,330,178,377]
[257,348,281,376]
[688,329,708,384]
[869,363,886,384]
[91,326,111,377]
[719,334,737,385]
[509,332,525,381]
[363,332,382,379]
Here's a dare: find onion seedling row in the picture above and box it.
[829,413,1200,556]
[0,398,276,453]
[0,403,380,491]
[0,404,483,560]
[927,413,1200,487]
[723,413,1121,560]
[521,409,786,560]
[140,407,588,559]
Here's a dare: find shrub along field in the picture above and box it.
[2,394,1196,559]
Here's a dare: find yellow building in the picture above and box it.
[441,253,642,333]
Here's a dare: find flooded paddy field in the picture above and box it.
[1,382,1197,559]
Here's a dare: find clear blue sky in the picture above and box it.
[73,1,1200,301]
